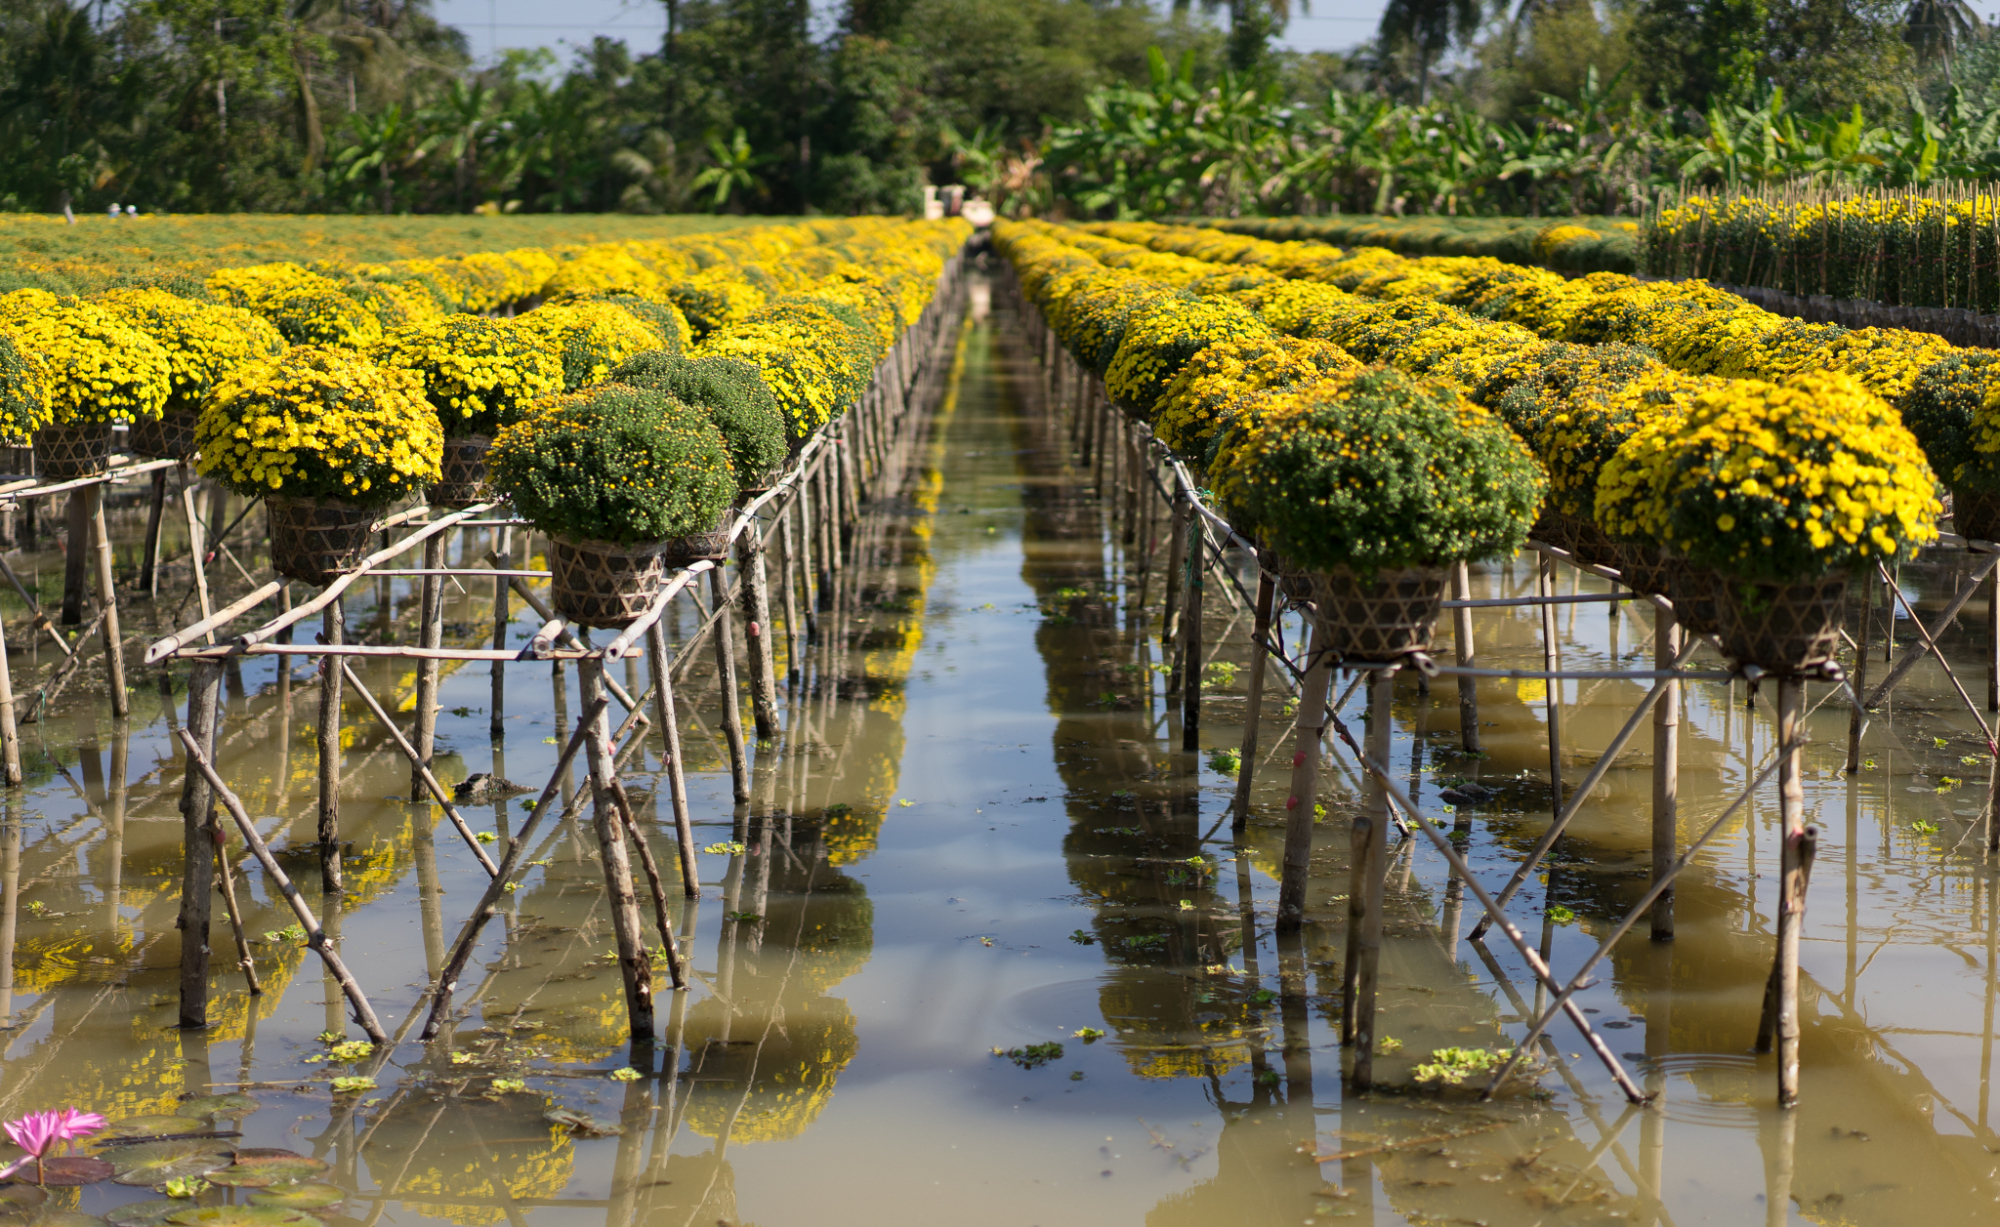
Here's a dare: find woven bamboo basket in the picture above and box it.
[1307,565,1450,666]
[1954,484,2000,544]
[1568,515,1619,569]
[129,409,200,461]
[1612,542,1671,597]
[1667,556,1725,637]
[1714,572,1848,674]
[35,422,113,479]
[267,496,378,585]
[548,536,675,629]
[430,435,492,508]
[738,464,788,500]
[1529,508,1575,551]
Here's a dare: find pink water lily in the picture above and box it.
[1,1108,105,1185]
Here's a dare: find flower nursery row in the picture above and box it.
[1077,219,2000,543]
[1181,214,1642,277]
[995,217,1941,673]
[0,216,971,619]
[1645,188,2000,316]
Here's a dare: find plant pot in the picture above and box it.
[1714,572,1849,674]
[548,535,676,630]
[1667,556,1724,637]
[267,496,379,586]
[1954,484,2000,543]
[430,435,492,508]
[738,464,789,501]
[128,409,200,461]
[35,422,113,480]
[1306,564,1450,666]
[1612,541,1671,597]
[1530,507,1574,552]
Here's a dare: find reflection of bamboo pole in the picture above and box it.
[0,807,17,1028]
[1344,668,1391,1088]
[179,727,387,1043]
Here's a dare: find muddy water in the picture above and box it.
[1,274,1999,1225]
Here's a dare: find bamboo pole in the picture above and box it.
[176,659,222,1029]
[1539,551,1565,821]
[1651,608,1681,942]
[1277,623,1331,931]
[181,483,214,639]
[317,600,344,895]
[1162,494,1188,693]
[83,488,127,717]
[178,729,388,1043]
[579,660,655,1041]
[211,821,261,996]
[737,521,780,741]
[1230,570,1277,831]
[1773,676,1810,1107]
[1847,566,1875,773]
[1345,667,1393,1088]
[647,621,700,897]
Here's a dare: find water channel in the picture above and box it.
[1,268,1998,1225]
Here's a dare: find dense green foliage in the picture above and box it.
[610,350,789,481]
[488,383,737,544]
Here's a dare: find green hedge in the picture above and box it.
[1173,215,1641,276]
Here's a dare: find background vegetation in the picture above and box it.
[3,0,1999,220]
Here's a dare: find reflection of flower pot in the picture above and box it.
[1954,484,2000,543]
[1667,556,1723,637]
[430,435,492,508]
[1613,542,1670,597]
[35,422,112,479]
[128,409,200,461]
[1715,573,1848,674]
[267,496,378,586]
[1307,565,1450,665]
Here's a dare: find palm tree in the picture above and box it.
[1905,0,1985,67]
[1376,0,1483,102]
[691,128,773,212]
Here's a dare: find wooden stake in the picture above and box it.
[317,600,344,895]
[1451,561,1480,755]
[709,566,751,804]
[647,621,700,897]
[1162,494,1188,692]
[85,487,128,718]
[178,729,387,1043]
[176,659,222,1029]
[1539,551,1564,822]
[1230,570,1277,831]
[0,602,21,787]
[737,521,780,740]
[1181,516,1203,755]
[1847,567,1875,773]
[1346,667,1393,1088]
[1277,623,1331,931]
[490,525,511,739]
[211,823,261,996]
[778,509,802,684]
[182,482,214,640]
[411,532,444,802]
[579,660,656,1041]
[60,492,85,626]
[1651,608,1681,942]
[140,468,169,598]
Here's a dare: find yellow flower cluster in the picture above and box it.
[516,301,662,391]
[208,263,385,347]
[1596,371,1939,580]
[1103,294,1268,416]
[0,289,170,425]
[0,330,47,439]
[195,346,442,507]
[97,287,284,414]
[1154,335,1360,457]
[372,315,564,437]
